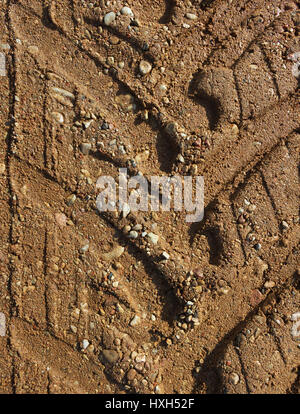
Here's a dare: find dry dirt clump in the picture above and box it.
[0,0,299,394]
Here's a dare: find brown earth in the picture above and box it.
[0,0,299,394]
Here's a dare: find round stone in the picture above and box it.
[51,112,64,124]
[121,7,133,17]
[104,12,116,26]
[127,369,137,381]
[102,349,119,364]
[229,372,240,385]
[139,60,152,75]
[128,230,138,239]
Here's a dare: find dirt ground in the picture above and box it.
[0,0,299,394]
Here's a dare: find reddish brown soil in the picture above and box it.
[0,0,299,394]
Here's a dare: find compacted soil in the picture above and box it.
[0,0,299,394]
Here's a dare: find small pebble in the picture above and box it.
[264,280,275,289]
[128,230,138,239]
[51,87,75,100]
[177,154,185,163]
[82,339,89,350]
[161,251,170,260]
[121,6,133,17]
[80,242,89,253]
[55,213,67,227]
[102,349,119,364]
[83,120,93,129]
[104,12,116,26]
[116,303,124,313]
[127,368,137,381]
[122,203,131,218]
[254,243,262,251]
[0,43,10,50]
[28,45,39,54]
[229,372,240,385]
[147,232,159,245]
[109,36,120,45]
[185,13,197,20]
[135,354,146,363]
[80,142,91,155]
[51,112,64,124]
[107,56,114,65]
[232,124,239,134]
[139,60,152,75]
[130,315,141,327]
[123,225,131,234]
[66,194,76,206]
[102,245,124,261]
[247,204,256,212]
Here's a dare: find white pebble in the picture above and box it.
[291,52,300,79]
[229,372,240,385]
[185,13,197,20]
[130,315,141,327]
[121,6,133,17]
[128,230,139,239]
[122,203,131,218]
[177,154,185,163]
[139,60,152,75]
[82,339,89,350]
[51,87,74,100]
[291,311,300,339]
[147,232,159,245]
[0,43,10,50]
[80,243,89,253]
[104,12,116,26]
[83,119,93,129]
[161,251,170,260]
[51,112,64,124]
